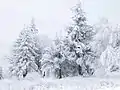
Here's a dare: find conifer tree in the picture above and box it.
[64,3,95,76]
[9,19,42,78]
[41,36,65,78]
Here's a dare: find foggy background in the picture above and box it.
[0,0,119,64]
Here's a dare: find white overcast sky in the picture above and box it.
[0,0,120,60]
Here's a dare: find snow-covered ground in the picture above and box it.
[1,72,120,90]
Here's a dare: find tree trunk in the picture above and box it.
[23,71,27,78]
[59,68,62,79]
[43,71,45,78]
[78,65,83,75]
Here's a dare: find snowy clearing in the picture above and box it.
[1,76,120,90]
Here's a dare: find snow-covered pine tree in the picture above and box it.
[51,36,78,78]
[30,19,43,73]
[100,26,120,73]
[41,34,79,78]
[52,36,64,78]
[91,18,112,58]
[9,19,42,79]
[61,38,79,77]
[41,36,65,78]
[41,46,55,78]
[64,3,95,76]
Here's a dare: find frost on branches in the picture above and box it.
[9,19,42,79]
[41,36,65,78]
[91,18,112,58]
[41,35,81,78]
[100,27,120,73]
[64,3,95,77]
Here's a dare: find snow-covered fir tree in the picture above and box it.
[100,26,120,73]
[91,18,112,58]
[53,36,78,78]
[41,35,79,78]
[41,46,55,78]
[9,19,42,79]
[61,38,80,77]
[64,3,95,76]
[89,19,114,76]
[41,36,65,78]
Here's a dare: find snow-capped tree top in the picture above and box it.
[29,18,38,34]
[66,3,94,45]
[72,3,86,25]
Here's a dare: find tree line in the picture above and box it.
[0,3,120,79]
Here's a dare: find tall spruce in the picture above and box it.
[64,3,95,76]
[9,19,42,78]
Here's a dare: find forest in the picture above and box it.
[0,2,120,90]
[0,3,119,79]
